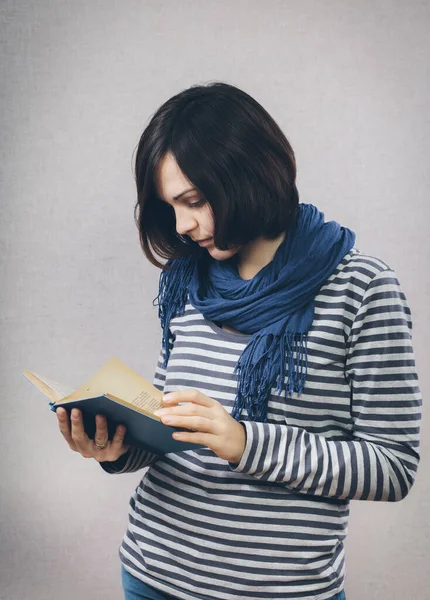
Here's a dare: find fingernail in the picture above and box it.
[72,409,79,418]
[154,409,166,417]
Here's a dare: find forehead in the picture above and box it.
[155,152,194,201]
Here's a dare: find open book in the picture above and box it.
[22,357,201,455]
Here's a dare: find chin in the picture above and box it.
[207,245,239,261]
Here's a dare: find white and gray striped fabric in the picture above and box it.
[102,248,421,600]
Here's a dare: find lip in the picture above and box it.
[197,238,213,247]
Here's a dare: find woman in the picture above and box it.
[56,82,422,600]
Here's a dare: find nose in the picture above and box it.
[175,208,198,237]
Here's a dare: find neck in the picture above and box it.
[236,231,286,280]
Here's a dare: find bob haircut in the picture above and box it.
[134,81,299,269]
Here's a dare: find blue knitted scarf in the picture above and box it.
[153,203,355,422]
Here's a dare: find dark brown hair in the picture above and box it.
[134,81,299,269]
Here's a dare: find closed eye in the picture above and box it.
[188,199,206,209]
[158,196,206,210]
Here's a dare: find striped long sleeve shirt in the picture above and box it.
[101,249,421,600]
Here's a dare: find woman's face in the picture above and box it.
[155,152,241,261]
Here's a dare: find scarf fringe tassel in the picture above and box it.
[153,257,196,367]
[153,257,310,423]
[232,332,308,422]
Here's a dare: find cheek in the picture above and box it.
[201,206,215,232]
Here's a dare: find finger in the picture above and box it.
[70,409,92,456]
[157,403,214,420]
[160,415,217,434]
[94,414,109,448]
[163,390,215,408]
[56,407,77,451]
[92,424,129,463]
[172,430,211,447]
[110,424,129,453]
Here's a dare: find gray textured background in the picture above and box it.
[1,1,429,599]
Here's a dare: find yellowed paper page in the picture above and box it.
[22,371,76,404]
[103,393,160,420]
[60,357,163,413]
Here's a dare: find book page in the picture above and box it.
[35,376,76,401]
[132,389,162,413]
[22,371,76,403]
[60,357,163,413]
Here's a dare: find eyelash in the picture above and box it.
[188,199,205,208]
[162,198,205,212]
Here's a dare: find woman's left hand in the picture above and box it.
[155,390,246,463]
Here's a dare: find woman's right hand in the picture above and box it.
[56,407,130,462]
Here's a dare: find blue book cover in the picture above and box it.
[22,357,202,455]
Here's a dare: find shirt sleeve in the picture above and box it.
[229,269,422,502]
[100,343,168,474]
